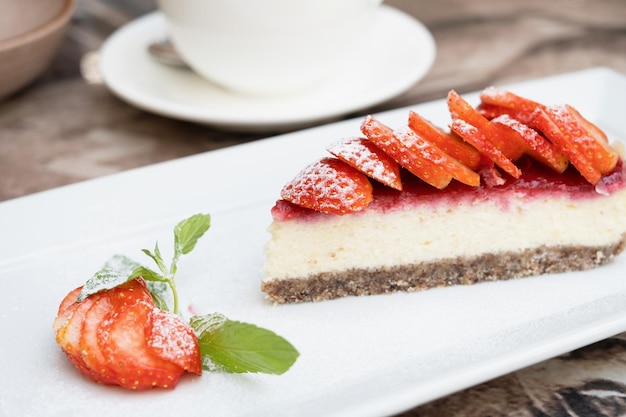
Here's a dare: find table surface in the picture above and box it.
[2,0,626,415]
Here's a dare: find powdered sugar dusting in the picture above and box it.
[395,126,447,165]
[450,118,477,137]
[480,86,504,101]
[544,105,593,142]
[280,157,372,214]
[147,308,200,372]
[493,114,549,151]
[283,159,360,202]
[493,113,529,134]
[327,137,401,190]
[451,118,522,178]
[362,115,453,189]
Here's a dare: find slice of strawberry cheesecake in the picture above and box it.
[262,89,626,303]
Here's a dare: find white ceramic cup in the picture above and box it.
[156,0,382,96]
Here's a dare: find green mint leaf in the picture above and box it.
[174,213,211,257]
[77,255,140,301]
[190,313,299,375]
[142,244,168,276]
[131,266,167,283]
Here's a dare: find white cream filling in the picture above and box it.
[263,188,626,280]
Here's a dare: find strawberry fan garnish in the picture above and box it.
[53,214,299,390]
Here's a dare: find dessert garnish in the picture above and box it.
[53,213,299,389]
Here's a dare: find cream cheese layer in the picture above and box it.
[264,187,626,280]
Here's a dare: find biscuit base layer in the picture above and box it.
[262,236,626,304]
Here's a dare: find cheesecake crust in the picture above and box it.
[262,235,626,303]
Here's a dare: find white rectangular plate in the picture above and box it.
[1,67,625,417]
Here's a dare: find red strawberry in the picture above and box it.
[327,137,402,190]
[146,308,202,375]
[80,294,118,385]
[562,104,617,173]
[566,105,609,143]
[393,126,481,187]
[531,105,612,184]
[476,102,513,121]
[360,115,453,189]
[407,110,482,170]
[53,286,82,336]
[450,118,522,179]
[479,89,618,180]
[54,278,202,390]
[280,157,373,214]
[106,276,154,308]
[409,111,482,169]
[478,86,543,124]
[448,90,527,161]
[56,286,82,316]
[99,299,184,390]
[77,279,154,386]
[491,114,569,173]
[54,295,101,381]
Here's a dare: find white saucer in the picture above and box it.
[99,6,436,132]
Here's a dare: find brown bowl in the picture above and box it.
[0,0,75,100]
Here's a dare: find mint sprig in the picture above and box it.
[76,213,299,375]
[141,213,210,314]
[78,213,210,313]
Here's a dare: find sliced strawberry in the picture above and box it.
[480,89,618,177]
[79,294,118,385]
[450,118,522,179]
[564,105,617,173]
[327,137,402,190]
[55,297,91,356]
[393,126,481,187]
[476,102,512,121]
[478,86,543,124]
[106,277,154,308]
[146,308,202,375]
[56,286,81,317]
[566,104,609,143]
[93,278,184,390]
[99,299,185,390]
[407,110,482,170]
[55,278,201,389]
[531,106,608,184]
[448,90,527,161]
[360,115,452,189]
[280,157,373,214]
[54,296,102,381]
[491,114,569,173]
[53,287,82,335]
[564,104,618,173]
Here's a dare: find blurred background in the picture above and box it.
[1,0,624,201]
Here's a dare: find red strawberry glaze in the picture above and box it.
[271,157,626,222]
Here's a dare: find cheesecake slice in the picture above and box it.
[262,89,626,303]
